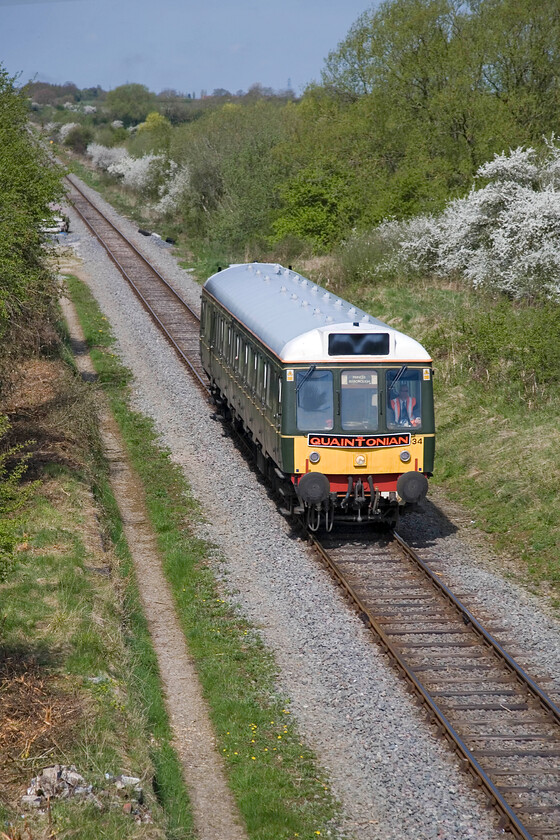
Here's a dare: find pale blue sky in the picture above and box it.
[1,0,376,95]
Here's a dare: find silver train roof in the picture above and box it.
[203,263,431,364]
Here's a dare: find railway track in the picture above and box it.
[66,177,560,839]
[65,174,210,393]
[312,529,560,840]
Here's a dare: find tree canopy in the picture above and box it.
[0,67,63,354]
[105,83,157,127]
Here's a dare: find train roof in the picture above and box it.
[203,263,432,364]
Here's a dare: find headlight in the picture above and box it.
[354,454,367,467]
[400,451,411,463]
[309,451,321,464]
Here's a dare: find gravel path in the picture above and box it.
[58,178,560,840]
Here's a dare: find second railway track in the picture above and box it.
[65,174,210,392]
[65,176,560,839]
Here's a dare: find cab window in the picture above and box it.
[296,370,333,431]
[387,370,422,430]
[341,370,378,431]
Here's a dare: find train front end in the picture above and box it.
[280,326,434,530]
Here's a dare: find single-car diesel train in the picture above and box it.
[200,263,434,529]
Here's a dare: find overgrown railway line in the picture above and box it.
[66,178,560,840]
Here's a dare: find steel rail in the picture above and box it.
[308,530,559,840]
[64,174,210,394]
[392,531,560,726]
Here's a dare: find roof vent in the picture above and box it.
[301,300,309,307]
[310,286,318,294]
[280,285,287,293]
[274,264,282,274]
[322,292,330,300]
[264,275,270,282]
[313,308,321,316]
[348,307,356,316]
[291,293,298,300]
[325,315,334,323]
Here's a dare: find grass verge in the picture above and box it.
[0,359,194,838]
[64,272,340,840]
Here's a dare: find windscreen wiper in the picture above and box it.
[390,365,408,391]
[296,364,317,393]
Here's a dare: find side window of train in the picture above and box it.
[247,348,255,389]
[243,341,249,383]
[386,370,422,430]
[227,325,233,367]
[200,300,206,336]
[253,352,259,392]
[263,362,270,407]
[296,370,334,432]
[257,353,264,400]
[218,318,225,355]
[234,334,240,373]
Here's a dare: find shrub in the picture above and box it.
[153,162,190,216]
[86,143,128,171]
[107,152,167,197]
[63,124,94,154]
[400,141,560,299]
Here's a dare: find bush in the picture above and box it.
[63,124,94,154]
[0,65,63,353]
[427,298,560,403]
[397,141,560,299]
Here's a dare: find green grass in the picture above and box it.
[65,272,341,840]
[0,461,186,838]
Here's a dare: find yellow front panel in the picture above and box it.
[292,434,428,474]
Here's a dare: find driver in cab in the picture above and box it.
[390,383,421,428]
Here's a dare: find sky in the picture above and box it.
[0,0,376,96]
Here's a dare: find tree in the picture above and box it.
[105,83,157,127]
[471,0,560,140]
[0,66,63,353]
[136,111,172,151]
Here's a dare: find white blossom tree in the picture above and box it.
[153,162,190,216]
[387,141,560,298]
[86,143,128,171]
